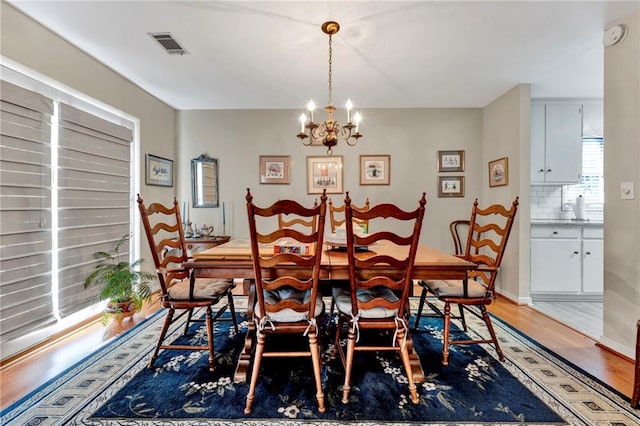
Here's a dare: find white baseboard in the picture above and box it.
[597,335,634,359]
[495,288,533,306]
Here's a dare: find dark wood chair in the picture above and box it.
[328,197,370,234]
[277,199,318,231]
[333,192,427,405]
[632,319,640,408]
[244,189,328,414]
[414,198,519,365]
[137,195,237,371]
[450,219,471,256]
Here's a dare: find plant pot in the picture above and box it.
[106,300,136,324]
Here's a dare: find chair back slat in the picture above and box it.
[137,196,189,293]
[329,197,370,233]
[277,199,319,231]
[246,189,327,324]
[345,193,427,318]
[463,197,519,292]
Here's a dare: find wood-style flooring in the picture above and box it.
[0,294,635,411]
[531,300,603,339]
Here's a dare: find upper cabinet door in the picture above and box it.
[530,103,583,184]
[530,104,547,183]
[545,104,583,183]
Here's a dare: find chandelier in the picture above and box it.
[296,21,362,155]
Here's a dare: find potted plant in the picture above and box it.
[84,234,155,325]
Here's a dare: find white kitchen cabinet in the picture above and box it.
[531,103,583,184]
[530,224,603,299]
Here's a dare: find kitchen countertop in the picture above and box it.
[530,219,603,226]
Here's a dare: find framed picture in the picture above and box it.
[145,154,173,187]
[306,156,343,194]
[438,176,465,198]
[489,157,509,187]
[360,155,390,185]
[259,155,290,184]
[437,150,465,172]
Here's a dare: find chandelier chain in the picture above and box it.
[328,33,333,107]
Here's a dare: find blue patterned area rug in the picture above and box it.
[3,300,638,426]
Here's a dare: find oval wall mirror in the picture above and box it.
[191,154,219,208]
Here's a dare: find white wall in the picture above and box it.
[482,85,531,304]
[177,108,484,252]
[602,10,640,358]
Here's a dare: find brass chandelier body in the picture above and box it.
[297,21,362,155]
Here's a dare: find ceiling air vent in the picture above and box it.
[149,32,188,55]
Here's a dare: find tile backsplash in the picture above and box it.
[530,185,603,221]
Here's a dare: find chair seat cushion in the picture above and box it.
[332,286,399,318]
[168,278,234,300]
[422,279,488,298]
[256,288,324,323]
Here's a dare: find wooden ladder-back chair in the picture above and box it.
[278,199,318,231]
[414,197,519,365]
[137,195,238,372]
[244,189,328,414]
[333,192,427,405]
[450,219,471,256]
[328,197,370,234]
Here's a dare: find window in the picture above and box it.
[562,137,604,211]
[0,73,135,347]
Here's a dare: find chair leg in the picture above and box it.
[341,325,357,403]
[397,328,419,404]
[183,308,194,335]
[442,302,451,366]
[333,315,346,363]
[244,332,265,414]
[480,305,504,362]
[205,306,216,371]
[413,285,428,330]
[458,304,468,331]
[227,291,239,334]
[148,308,174,369]
[308,331,326,413]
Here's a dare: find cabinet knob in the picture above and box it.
[538,169,544,173]
[552,231,558,235]
[546,169,552,172]
[573,251,579,255]
[585,251,592,255]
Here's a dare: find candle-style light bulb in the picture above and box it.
[346,99,353,123]
[307,101,315,122]
[354,112,362,133]
[299,113,307,133]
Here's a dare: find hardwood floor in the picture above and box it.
[0,294,635,411]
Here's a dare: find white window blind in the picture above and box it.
[57,104,133,317]
[0,81,55,341]
[562,138,604,211]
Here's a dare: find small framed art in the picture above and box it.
[145,154,173,187]
[360,154,390,185]
[259,155,290,184]
[307,156,343,194]
[437,150,465,172]
[489,157,509,187]
[438,176,465,198]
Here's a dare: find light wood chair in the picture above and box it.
[244,189,328,414]
[632,319,640,408]
[328,197,370,234]
[333,192,427,405]
[278,199,318,231]
[413,198,519,365]
[137,195,237,371]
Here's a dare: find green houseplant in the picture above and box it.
[84,234,155,325]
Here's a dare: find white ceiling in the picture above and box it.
[7,1,639,110]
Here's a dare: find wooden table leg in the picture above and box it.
[406,332,425,383]
[234,279,256,383]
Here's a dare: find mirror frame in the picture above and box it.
[191,154,219,208]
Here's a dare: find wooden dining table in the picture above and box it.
[185,239,476,383]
